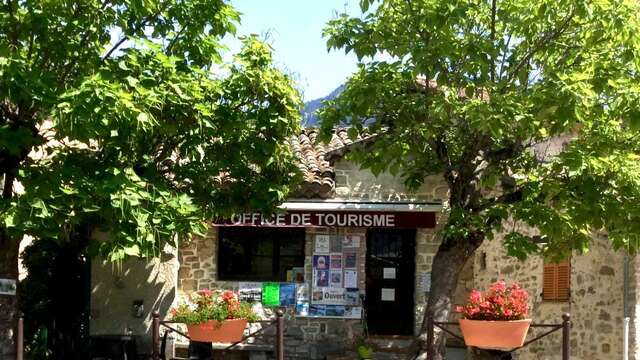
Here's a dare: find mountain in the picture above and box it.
[300,84,344,127]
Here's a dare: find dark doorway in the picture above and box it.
[365,228,416,335]
[20,237,91,360]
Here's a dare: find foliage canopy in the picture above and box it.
[320,0,640,260]
[1,0,302,260]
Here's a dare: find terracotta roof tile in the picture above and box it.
[289,128,371,199]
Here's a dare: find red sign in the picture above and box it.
[215,211,436,228]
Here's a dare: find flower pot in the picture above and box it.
[186,319,247,343]
[459,318,532,350]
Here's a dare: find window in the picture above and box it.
[218,227,305,281]
[542,258,570,301]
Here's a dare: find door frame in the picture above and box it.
[364,227,416,335]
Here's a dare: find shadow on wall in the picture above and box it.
[90,249,178,350]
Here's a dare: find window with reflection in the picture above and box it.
[218,227,305,281]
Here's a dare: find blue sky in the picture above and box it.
[228,0,362,101]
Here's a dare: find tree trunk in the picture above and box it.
[413,233,483,360]
[0,235,19,360]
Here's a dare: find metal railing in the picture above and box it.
[151,309,285,360]
[426,313,571,360]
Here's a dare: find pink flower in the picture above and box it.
[458,281,529,321]
[468,290,482,303]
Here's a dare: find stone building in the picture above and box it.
[90,128,634,359]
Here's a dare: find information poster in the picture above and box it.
[279,283,296,306]
[262,282,280,307]
[296,283,309,301]
[344,270,358,289]
[0,279,16,296]
[330,270,343,288]
[239,282,262,302]
[344,253,357,269]
[315,235,330,253]
[300,233,363,319]
[343,235,361,248]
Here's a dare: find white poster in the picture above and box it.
[344,270,358,289]
[238,282,262,302]
[315,235,331,253]
[0,279,16,296]
[330,270,343,288]
[313,287,347,305]
[344,306,363,319]
[296,283,310,302]
[381,288,395,302]
[383,267,397,279]
[342,235,361,248]
[419,272,432,292]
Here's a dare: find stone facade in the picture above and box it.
[333,159,448,203]
[472,229,627,359]
[88,161,638,360]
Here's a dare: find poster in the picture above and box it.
[296,301,309,316]
[262,282,280,307]
[312,288,324,302]
[309,304,326,316]
[342,235,361,248]
[313,288,346,305]
[330,254,342,269]
[345,289,360,305]
[419,272,432,292]
[344,270,358,289]
[280,283,296,306]
[291,267,305,282]
[313,255,330,270]
[344,306,363,319]
[344,252,357,268]
[315,235,331,253]
[330,236,343,252]
[296,283,309,301]
[381,288,395,302]
[0,279,16,296]
[315,270,329,287]
[330,270,343,288]
[326,305,345,317]
[383,267,397,279]
[238,282,262,302]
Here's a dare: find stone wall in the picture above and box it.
[472,229,626,359]
[333,159,448,203]
[173,222,448,359]
[175,226,368,359]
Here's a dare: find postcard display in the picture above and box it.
[296,234,363,319]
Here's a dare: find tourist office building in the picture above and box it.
[90,129,634,360]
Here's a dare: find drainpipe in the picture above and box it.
[623,253,630,360]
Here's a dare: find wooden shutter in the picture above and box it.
[556,260,570,300]
[542,259,570,301]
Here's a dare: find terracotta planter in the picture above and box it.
[459,318,532,350]
[186,319,247,343]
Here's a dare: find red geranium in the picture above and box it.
[455,280,529,321]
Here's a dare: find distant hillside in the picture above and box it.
[301,84,344,127]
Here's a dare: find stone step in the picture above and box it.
[366,335,415,353]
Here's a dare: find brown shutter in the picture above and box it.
[542,258,571,301]
[542,263,558,300]
[556,260,570,300]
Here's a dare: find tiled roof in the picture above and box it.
[288,128,374,199]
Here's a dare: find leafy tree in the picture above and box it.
[320,0,640,358]
[0,0,301,357]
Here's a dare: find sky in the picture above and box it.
[227,1,363,102]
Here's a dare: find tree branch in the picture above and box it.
[101,1,171,62]
[507,10,576,82]
[490,0,497,82]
